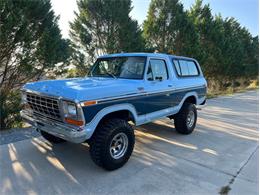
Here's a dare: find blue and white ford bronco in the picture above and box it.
[21,53,207,170]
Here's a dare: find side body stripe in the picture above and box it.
[82,86,206,124]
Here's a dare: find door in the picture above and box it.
[143,58,173,114]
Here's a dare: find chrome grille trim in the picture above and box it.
[26,93,62,121]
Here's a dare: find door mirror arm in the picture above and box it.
[155,76,163,81]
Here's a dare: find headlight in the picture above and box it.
[67,103,77,116]
[62,100,84,126]
[63,101,78,118]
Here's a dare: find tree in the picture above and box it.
[188,0,258,89]
[245,36,259,78]
[0,0,70,129]
[188,0,223,80]
[220,18,258,83]
[70,0,144,76]
[220,18,246,81]
[143,0,199,56]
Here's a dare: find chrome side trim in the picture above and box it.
[81,85,206,105]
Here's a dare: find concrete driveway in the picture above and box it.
[0,90,258,195]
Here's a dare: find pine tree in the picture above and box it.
[189,0,258,88]
[143,0,199,56]
[188,0,222,79]
[70,0,144,75]
[0,0,70,129]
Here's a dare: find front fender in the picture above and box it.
[82,103,138,139]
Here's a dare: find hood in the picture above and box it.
[23,77,143,102]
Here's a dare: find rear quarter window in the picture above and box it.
[186,61,199,76]
[173,59,200,77]
[178,60,189,76]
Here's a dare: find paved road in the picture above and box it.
[0,90,258,195]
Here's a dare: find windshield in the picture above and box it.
[89,56,146,79]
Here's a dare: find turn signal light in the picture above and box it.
[81,100,97,106]
[65,118,84,126]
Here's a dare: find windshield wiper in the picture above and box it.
[100,65,117,79]
[105,72,117,79]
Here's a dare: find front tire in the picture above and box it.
[174,103,197,134]
[40,130,66,143]
[89,119,135,171]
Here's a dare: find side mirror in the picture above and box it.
[155,76,163,81]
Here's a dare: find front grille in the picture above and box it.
[26,93,62,121]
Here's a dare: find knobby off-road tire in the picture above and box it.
[89,119,135,171]
[174,103,197,134]
[40,130,66,143]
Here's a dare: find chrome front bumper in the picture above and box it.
[20,110,88,143]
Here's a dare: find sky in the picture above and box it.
[51,0,259,38]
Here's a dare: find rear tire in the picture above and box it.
[89,118,135,171]
[40,130,66,143]
[174,103,197,134]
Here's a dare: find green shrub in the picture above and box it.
[0,91,23,130]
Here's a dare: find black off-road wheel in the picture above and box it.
[174,103,197,134]
[40,130,66,143]
[89,119,135,171]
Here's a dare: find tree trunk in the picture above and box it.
[0,93,6,130]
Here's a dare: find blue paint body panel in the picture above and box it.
[82,86,206,123]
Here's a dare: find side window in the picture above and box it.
[187,61,199,76]
[147,59,168,81]
[146,64,154,81]
[173,60,181,75]
[179,60,189,76]
[173,59,200,77]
